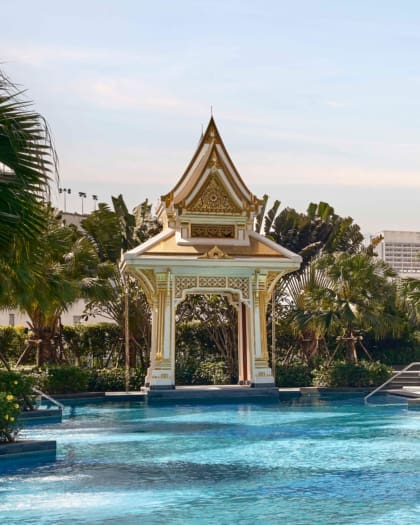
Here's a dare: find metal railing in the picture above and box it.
[32,387,65,410]
[364,362,420,405]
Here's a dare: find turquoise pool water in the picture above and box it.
[0,395,419,525]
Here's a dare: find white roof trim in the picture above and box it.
[124,228,175,257]
[248,231,302,262]
[184,167,243,209]
[215,144,251,200]
[174,143,210,201]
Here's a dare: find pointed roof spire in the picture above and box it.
[161,117,262,215]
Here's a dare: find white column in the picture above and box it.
[147,271,175,389]
[250,272,275,387]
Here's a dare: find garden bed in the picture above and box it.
[0,439,56,458]
[19,408,62,423]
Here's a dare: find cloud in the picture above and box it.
[1,44,157,67]
[92,80,185,112]
[238,151,420,188]
[326,100,347,108]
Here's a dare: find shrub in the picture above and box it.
[88,368,145,392]
[193,360,230,385]
[0,326,27,363]
[176,355,199,385]
[129,367,146,390]
[313,361,393,387]
[176,356,229,385]
[87,368,125,391]
[87,368,146,391]
[0,370,35,410]
[0,392,21,442]
[275,364,313,387]
[62,323,122,367]
[44,366,89,394]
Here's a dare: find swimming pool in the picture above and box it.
[0,395,419,525]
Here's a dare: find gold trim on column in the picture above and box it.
[258,288,269,361]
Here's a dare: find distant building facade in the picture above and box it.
[377,230,420,278]
[0,299,112,328]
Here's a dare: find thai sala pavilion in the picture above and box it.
[123,118,301,390]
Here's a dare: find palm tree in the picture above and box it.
[260,200,363,269]
[81,196,161,368]
[315,252,401,362]
[277,263,334,366]
[2,206,99,364]
[0,70,57,260]
[398,277,420,325]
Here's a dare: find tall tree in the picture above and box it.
[276,263,334,366]
[262,200,363,269]
[314,252,401,362]
[2,206,99,364]
[0,70,57,260]
[81,196,161,368]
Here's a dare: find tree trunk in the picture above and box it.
[345,334,358,363]
[38,336,55,366]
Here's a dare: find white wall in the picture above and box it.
[0,299,114,328]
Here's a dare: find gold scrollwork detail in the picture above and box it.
[191,224,235,239]
[187,173,241,214]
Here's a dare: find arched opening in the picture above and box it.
[175,294,239,385]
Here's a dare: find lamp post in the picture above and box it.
[92,194,98,211]
[59,187,71,212]
[78,192,87,214]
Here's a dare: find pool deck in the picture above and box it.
[145,385,279,401]
[48,385,420,404]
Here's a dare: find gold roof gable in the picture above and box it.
[187,170,241,214]
[161,117,262,214]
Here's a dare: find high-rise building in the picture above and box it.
[377,231,420,278]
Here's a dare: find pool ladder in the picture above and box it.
[32,387,65,410]
[364,362,420,405]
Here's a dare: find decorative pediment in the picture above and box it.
[159,118,263,223]
[186,171,241,214]
[198,245,231,259]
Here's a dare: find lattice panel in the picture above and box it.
[198,276,227,288]
[175,275,250,301]
[175,276,198,298]
[227,277,250,299]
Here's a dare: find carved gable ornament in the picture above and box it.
[198,245,231,259]
[187,171,241,214]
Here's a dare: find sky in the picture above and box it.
[1,0,419,236]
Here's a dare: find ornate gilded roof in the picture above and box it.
[160,117,262,216]
[126,229,299,259]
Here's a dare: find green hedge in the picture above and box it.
[313,361,393,387]
[275,364,313,387]
[31,366,146,394]
[44,366,89,394]
[0,326,27,362]
[176,357,229,385]
[87,368,145,392]
[274,360,393,387]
